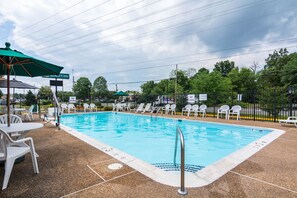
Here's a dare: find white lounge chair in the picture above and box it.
[229,105,241,120]
[68,104,76,113]
[197,105,207,117]
[279,117,297,127]
[135,103,145,113]
[61,103,68,113]
[181,104,192,116]
[170,104,176,115]
[142,103,152,113]
[217,105,230,119]
[0,129,39,190]
[90,103,97,112]
[83,103,91,112]
[190,105,199,116]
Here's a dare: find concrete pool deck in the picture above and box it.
[0,113,297,197]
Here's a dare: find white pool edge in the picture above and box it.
[60,112,285,187]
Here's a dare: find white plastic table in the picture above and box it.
[0,123,43,138]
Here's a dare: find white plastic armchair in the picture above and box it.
[229,105,242,120]
[22,105,34,121]
[0,129,39,190]
[83,103,91,112]
[0,114,23,139]
[190,105,199,116]
[90,103,97,112]
[181,104,192,116]
[61,103,68,113]
[217,105,230,119]
[67,104,76,113]
[170,104,176,115]
[162,104,171,114]
[197,105,207,117]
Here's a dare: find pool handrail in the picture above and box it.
[174,126,187,195]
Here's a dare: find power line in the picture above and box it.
[24,0,249,51]
[35,0,273,54]
[4,0,86,37]
[17,0,155,46]
[13,0,112,42]
[68,9,297,62]
[91,38,297,74]
[96,45,297,75]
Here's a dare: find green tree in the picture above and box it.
[228,67,256,93]
[190,71,232,105]
[25,90,37,106]
[38,86,52,100]
[93,76,109,100]
[259,48,290,87]
[281,53,297,86]
[139,81,157,103]
[213,60,235,76]
[57,91,74,102]
[169,69,189,93]
[73,77,92,100]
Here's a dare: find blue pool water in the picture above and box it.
[61,112,271,170]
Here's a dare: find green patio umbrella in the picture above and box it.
[0,42,63,126]
[113,91,129,96]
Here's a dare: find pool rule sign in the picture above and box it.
[43,73,70,95]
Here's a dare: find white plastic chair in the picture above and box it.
[112,103,116,111]
[181,104,192,116]
[0,114,23,139]
[170,104,176,115]
[83,103,91,112]
[61,103,68,113]
[0,129,39,190]
[228,105,241,120]
[67,104,76,113]
[190,105,199,116]
[217,105,230,119]
[90,103,97,112]
[116,103,123,111]
[22,105,34,121]
[142,103,152,113]
[162,104,171,114]
[197,105,207,117]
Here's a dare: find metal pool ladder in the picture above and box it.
[174,126,188,195]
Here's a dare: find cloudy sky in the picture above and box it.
[0,0,296,93]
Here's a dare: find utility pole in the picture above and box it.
[72,69,75,88]
[116,84,118,92]
[175,64,178,103]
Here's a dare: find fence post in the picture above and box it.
[273,88,277,122]
[253,89,256,121]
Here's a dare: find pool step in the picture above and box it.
[152,163,204,173]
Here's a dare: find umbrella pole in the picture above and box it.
[7,64,11,127]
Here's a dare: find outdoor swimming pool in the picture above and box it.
[60,112,284,187]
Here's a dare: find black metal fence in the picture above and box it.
[102,87,297,122]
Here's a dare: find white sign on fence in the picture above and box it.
[69,96,76,103]
[237,94,242,101]
[199,94,207,101]
[187,94,195,104]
